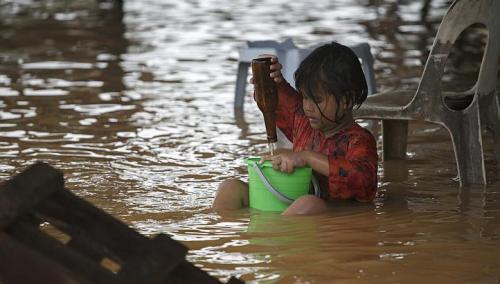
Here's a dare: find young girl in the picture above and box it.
[212,42,378,215]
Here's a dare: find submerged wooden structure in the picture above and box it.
[0,162,243,284]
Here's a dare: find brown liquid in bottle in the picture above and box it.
[251,57,278,155]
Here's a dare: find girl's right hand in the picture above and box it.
[260,151,307,174]
[250,54,284,84]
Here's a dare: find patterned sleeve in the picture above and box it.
[327,130,378,202]
[275,81,302,142]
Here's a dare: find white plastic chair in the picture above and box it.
[354,0,500,186]
[234,39,377,109]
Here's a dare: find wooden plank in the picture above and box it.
[36,189,188,267]
[7,219,115,284]
[0,162,63,229]
[0,232,85,284]
[30,211,119,268]
[117,234,190,283]
[66,233,120,264]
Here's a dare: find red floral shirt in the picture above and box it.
[275,82,378,202]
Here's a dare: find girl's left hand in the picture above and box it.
[260,151,307,173]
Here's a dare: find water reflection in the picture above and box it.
[1,0,500,283]
[0,0,140,214]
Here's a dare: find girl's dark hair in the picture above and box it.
[294,42,368,121]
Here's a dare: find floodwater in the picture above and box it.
[1,0,500,283]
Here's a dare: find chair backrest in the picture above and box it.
[417,0,500,100]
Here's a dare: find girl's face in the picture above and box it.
[302,90,345,133]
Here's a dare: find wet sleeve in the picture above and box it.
[275,81,302,142]
[327,132,378,202]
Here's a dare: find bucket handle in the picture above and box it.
[250,161,321,205]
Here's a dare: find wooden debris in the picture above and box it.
[0,162,244,284]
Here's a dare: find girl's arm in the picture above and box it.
[275,81,302,142]
[299,150,329,176]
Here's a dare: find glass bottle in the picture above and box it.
[251,57,278,155]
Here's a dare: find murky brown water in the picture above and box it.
[1,0,500,283]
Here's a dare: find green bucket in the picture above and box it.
[246,157,317,212]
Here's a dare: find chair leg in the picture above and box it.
[357,43,377,95]
[234,62,249,109]
[490,123,500,173]
[445,111,486,186]
[382,120,408,160]
[481,92,500,173]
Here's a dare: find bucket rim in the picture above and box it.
[245,157,313,172]
[245,156,273,168]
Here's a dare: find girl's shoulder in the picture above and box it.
[333,122,376,147]
[335,121,371,136]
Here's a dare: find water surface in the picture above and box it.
[1,0,499,282]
